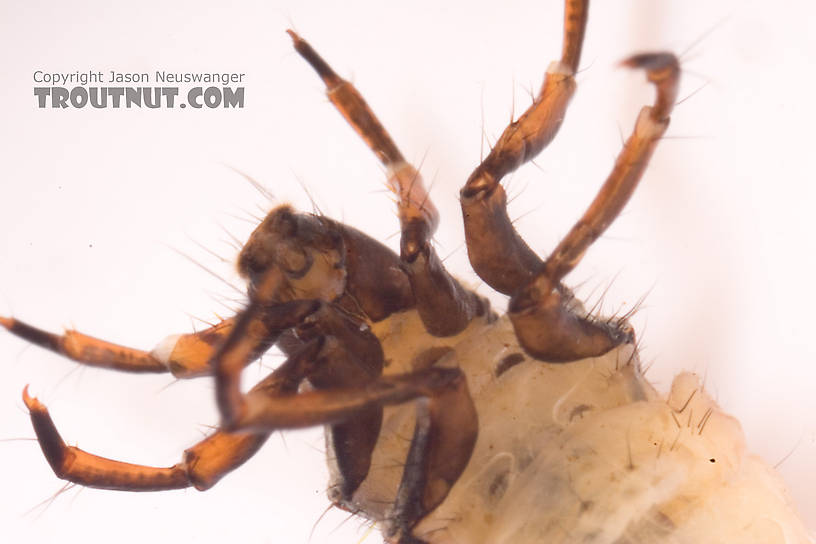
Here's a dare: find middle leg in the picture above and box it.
[19,338,321,492]
[459,0,588,296]
[212,273,478,538]
[0,297,315,379]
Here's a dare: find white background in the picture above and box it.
[1,1,814,542]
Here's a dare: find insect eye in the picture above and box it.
[237,206,348,302]
[276,242,313,278]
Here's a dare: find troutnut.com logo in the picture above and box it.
[33,70,246,109]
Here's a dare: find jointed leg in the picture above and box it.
[458,0,680,362]
[1,298,315,378]
[24,387,269,491]
[0,315,239,378]
[286,30,437,255]
[460,0,588,295]
[279,301,387,499]
[509,54,680,361]
[1,315,178,374]
[212,285,477,522]
[386,367,478,544]
[17,338,323,492]
[537,54,679,286]
[288,31,485,337]
[220,334,477,542]
[213,269,395,500]
[15,295,322,492]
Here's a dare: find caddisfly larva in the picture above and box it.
[1,1,814,543]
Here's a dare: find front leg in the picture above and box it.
[289,31,486,337]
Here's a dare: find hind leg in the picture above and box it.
[509,54,680,361]
[459,0,680,362]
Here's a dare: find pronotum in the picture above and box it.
[1,1,814,542]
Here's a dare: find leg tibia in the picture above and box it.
[0,315,238,377]
[23,386,268,492]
